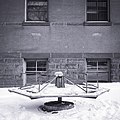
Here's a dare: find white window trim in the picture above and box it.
[22,59,27,86]
[23,59,47,85]
[24,0,48,23]
[25,0,27,22]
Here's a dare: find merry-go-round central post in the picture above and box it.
[42,72,74,112]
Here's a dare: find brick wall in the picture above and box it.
[48,53,120,83]
[0,52,23,87]
[0,52,120,87]
[0,0,120,54]
[48,55,86,84]
[49,0,85,23]
[111,57,120,82]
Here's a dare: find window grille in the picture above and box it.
[26,0,48,22]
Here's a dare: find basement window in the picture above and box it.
[85,0,111,25]
[23,57,48,85]
[25,0,48,23]
[86,59,110,82]
[26,59,47,72]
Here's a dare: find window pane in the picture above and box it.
[26,72,36,84]
[87,73,98,80]
[37,67,46,71]
[87,1,97,13]
[87,2,97,7]
[87,72,108,81]
[87,0,97,2]
[37,61,47,67]
[27,0,47,6]
[26,61,36,67]
[87,13,98,21]
[87,61,97,71]
[37,60,47,71]
[98,61,108,71]
[27,11,47,21]
[26,67,36,71]
[98,12,108,21]
[98,0,108,2]
[27,6,47,11]
[98,2,107,10]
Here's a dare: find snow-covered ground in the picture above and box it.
[0,83,120,120]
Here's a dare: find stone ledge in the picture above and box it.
[0,52,21,58]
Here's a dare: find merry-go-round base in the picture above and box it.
[40,98,74,112]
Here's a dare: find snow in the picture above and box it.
[0,83,120,120]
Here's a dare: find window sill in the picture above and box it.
[22,21,50,26]
[83,22,112,26]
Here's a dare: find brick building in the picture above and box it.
[0,0,120,87]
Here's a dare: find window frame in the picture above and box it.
[85,0,111,25]
[25,0,49,23]
[26,59,48,73]
[86,58,111,82]
[87,59,109,73]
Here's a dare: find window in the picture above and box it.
[86,59,110,82]
[26,59,47,72]
[87,60,108,72]
[86,0,110,22]
[24,59,48,85]
[25,0,48,22]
